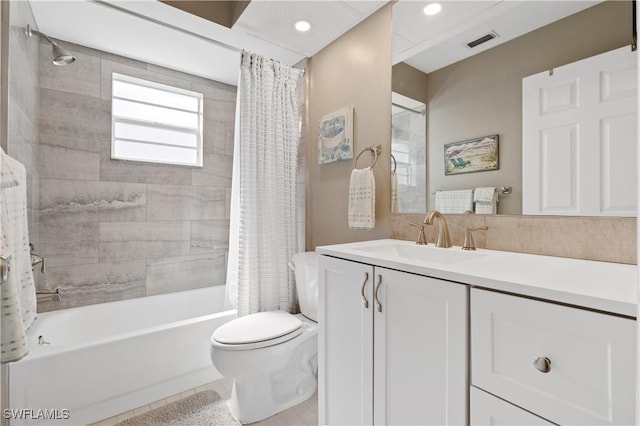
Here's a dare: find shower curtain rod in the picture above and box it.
[392,102,425,116]
[92,0,243,54]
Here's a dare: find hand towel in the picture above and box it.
[474,187,498,214]
[349,168,376,229]
[434,189,474,214]
[390,171,399,213]
[1,148,37,363]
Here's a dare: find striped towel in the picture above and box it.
[474,187,498,214]
[349,168,375,229]
[434,189,474,214]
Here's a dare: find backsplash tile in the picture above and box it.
[390,213,636,265]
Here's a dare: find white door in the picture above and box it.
[523,45,637,216]
[318,256,373,425]
[373,268,468,425]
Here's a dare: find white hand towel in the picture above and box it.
[473,187,498,214]
[0,148,37,363]
[434,189,474,214]
[390,171,399,213]
[349,168,376,229]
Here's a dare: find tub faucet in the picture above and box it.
[29,243,46,274]
[423,210,452,248]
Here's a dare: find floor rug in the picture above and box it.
[117,390,240,426]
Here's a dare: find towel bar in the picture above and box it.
[433,186,512,195]
[355,144,381,170]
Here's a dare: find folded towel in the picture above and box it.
[0,148,37,363]
[434,189,474,214]
[349,168,375,229]
[390,171,399,213]
[474,187,498,214]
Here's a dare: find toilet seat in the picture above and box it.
[211,311,303,351]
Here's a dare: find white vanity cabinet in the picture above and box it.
[471,288,636,425]
[318,255,468,425]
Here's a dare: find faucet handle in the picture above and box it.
[408,222,428,245]
[462,226,488,251]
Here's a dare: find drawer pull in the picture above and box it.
[375,274,383,313]
[361,272,369,309]
[533,356,551,373]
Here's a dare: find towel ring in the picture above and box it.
[390,154,397,173]
[355,145,381,170]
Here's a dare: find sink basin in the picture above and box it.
[354,243,485,265]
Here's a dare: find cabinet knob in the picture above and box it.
[533,356,551,373]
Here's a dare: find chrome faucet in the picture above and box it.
[423,210,452,248]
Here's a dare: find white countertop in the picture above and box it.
[316,239,638,317]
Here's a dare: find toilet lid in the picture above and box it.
[212,311,302,345]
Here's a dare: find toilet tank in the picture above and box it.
[291,252,319,322]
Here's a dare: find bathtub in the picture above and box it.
[8,286,236,425]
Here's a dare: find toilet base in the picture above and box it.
[228,365,317,424]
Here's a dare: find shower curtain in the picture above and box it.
[225,52,304,316]
[1,148,37,362]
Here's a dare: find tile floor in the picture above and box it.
[90,378,318,426]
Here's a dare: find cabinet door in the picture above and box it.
[471,387,554,425]
[472,288,636,425]
[318,256,373,425]
[373,268,468,425]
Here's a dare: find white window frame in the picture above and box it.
[111,72,204,168]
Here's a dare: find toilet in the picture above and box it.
[210,252,319,424]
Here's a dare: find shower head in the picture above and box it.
[50,43,76,66]
[25,25,76,66]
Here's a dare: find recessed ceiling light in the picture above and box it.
[423,3,442,16]
[295,20,311,32]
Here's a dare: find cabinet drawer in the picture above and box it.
[471,288,636,425]
[471,386,554,425]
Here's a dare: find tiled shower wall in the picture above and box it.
[36,40,236,312]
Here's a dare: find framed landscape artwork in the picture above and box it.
[444,134,499,175]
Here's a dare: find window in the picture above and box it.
[111,73,204,167]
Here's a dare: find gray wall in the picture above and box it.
[36,40,236,312]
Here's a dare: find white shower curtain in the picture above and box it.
[225,52,304,316]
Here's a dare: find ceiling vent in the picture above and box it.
[466,31,499,49]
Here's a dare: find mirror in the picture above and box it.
[390,0,635,216]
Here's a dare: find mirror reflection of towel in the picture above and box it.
[390,171,399,213]
[474,187,498,214]
[434,189,474,213]
[349,168,376,229]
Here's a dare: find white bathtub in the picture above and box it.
[8,286,236,425]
